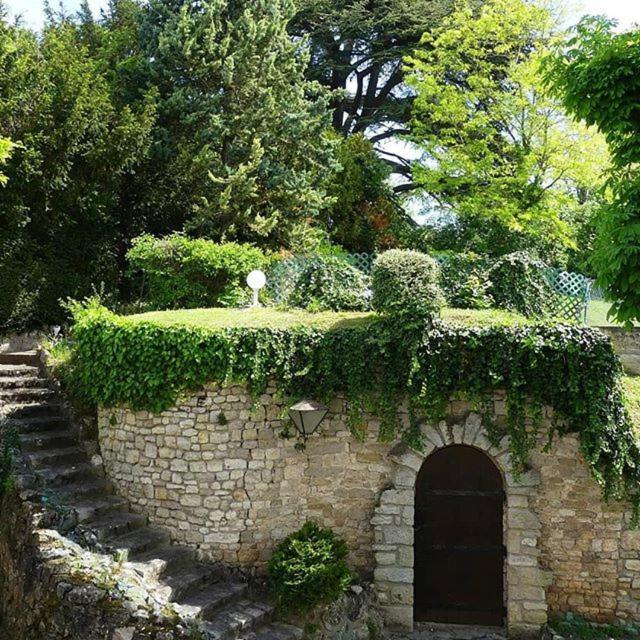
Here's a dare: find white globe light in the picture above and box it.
[246,270,266,291]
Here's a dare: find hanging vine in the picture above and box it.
[66,302,640,513]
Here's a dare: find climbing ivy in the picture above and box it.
[67,302,640,513]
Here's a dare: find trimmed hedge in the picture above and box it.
[284,256,371,312]
[487,252,553,317]
[127,234,266,309]
[371,250,444,322]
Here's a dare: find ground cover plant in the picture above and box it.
[66,300,640,516]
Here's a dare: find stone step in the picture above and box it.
[0,387,56,404]
[245,623,304,640]
[4,402,63,420]
[49,477,115,499]
[178,581,248,620]
[159,563,221,602]
[58,493,130,523]
[84,511,148,541]
[128,545,197,581]
[108,527,171,557]
[0,364,40,378]
[0,350,41,367]
[19,428,78,452]
[0,376,48,389]
[27,446,88,469]
[201,600,274,639]
[36,461,99,486]
[14,415,68,433]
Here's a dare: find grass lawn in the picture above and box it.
[586,299,617,327]
[127,306,528,330]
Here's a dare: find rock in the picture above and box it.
[350,585,363,595]
[112,628,135,640]
[66,585,106,605]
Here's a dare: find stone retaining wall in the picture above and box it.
[598,326,640,375]
[98,385,640,635]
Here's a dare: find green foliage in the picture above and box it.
[0,136,14,186]
[326,134,402,252]
[0,14,156,330]
[285,256,372,312]
[371,250,444,323]
[267,521,352,614]
[67,302,640,515]
[406,0,609,265]
[290,0,452,180]
[545,18,640,325]
[487,253,553,318]
[438,253,493,309]
[0,420,19,497]
[127,234,266,310]
[549,612,640,640]
[140,0,335,247]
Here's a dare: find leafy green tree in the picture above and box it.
[136,0,335,247]
[290,0,452,181]
[0,15,155,329]
[0,136,13,185]
[546,17,640,324]
[325,134,404,251]
[405,0,609,264]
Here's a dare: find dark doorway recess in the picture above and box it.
[414,445,505,626]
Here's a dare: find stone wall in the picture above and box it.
[0,489,198,640]
[598,326,640,375]
[98,385,640,634]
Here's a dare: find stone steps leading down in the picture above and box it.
[0,349,301,640]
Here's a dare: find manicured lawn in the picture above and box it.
[586,299,617,327]
[127,306,528,330]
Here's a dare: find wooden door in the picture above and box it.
[414,445,505,626]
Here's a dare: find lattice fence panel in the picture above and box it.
[543,269,592,323]
[266,253,592,323]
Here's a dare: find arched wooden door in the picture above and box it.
[414,445,505,626]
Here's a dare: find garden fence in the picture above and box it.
[266,253,592,323]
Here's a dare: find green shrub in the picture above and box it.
[127,233,266,310]
[487,252,553,317]
[371,249,444,322]
[284,256,371,312]
[438,253,493,309]
[268,521,353,614]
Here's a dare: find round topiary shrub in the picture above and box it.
[486,252,553,317]
[284,256,371,312]
[371,249,444,322]
[267,521,353,614]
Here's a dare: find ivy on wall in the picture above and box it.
[68,303,640,513]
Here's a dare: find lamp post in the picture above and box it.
[246,270,266,307]
[288,399,329,444]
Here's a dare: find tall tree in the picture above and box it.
[134,0,336,247]
[290,0,452,180]
[405,0,609,263]
[546,17,640,324]
[0,16,155,329]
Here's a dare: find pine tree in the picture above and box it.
[140,0,335,246]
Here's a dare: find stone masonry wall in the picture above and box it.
[98,385,640,631]
[98,384,391,572]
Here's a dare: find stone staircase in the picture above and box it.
[0,350,301,640]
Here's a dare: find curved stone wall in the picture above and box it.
[98,386,640,635]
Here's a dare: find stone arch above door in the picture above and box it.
[372,412,549,637]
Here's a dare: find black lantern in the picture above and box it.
[288,399,329,440]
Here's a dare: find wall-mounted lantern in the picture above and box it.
[288,399,329,443]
